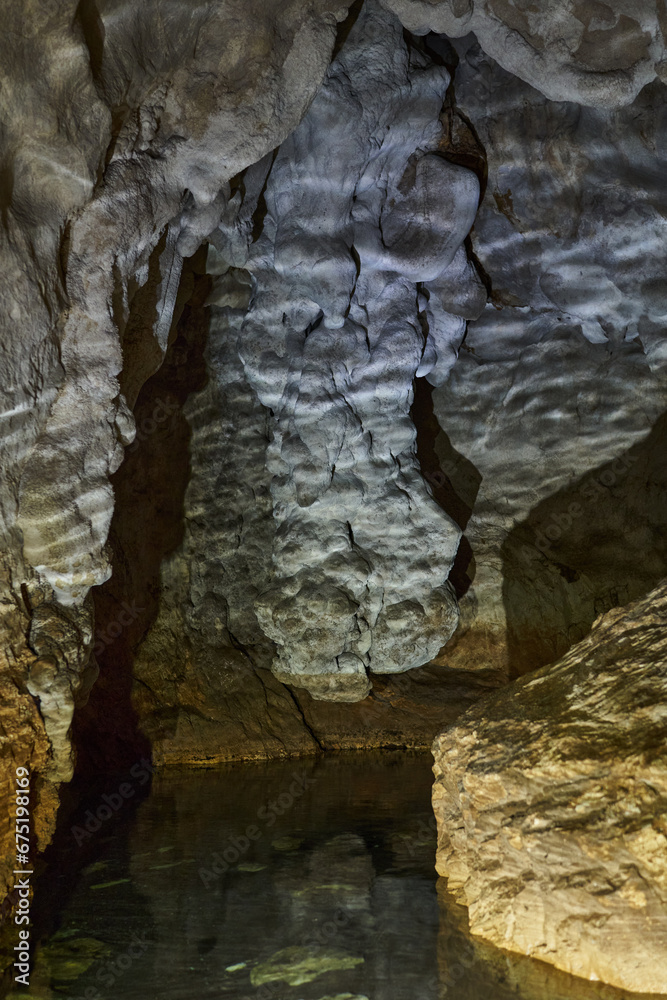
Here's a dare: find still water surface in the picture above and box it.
[4,752,653,1000]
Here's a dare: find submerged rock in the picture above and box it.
[250,944,364,986]
[432,579,667,994]
[39,932,111,982]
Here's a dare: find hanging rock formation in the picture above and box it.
[70,3,667,763]
[205,0,483,700]
[380,0,667,106]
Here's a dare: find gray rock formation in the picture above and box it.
[207,1,483,700]
[0,0,350,893]
[381,0,667,107]
[92,6,667,742]
[428,34,667,682]
[432,579,667,995]
[2,3,667,981]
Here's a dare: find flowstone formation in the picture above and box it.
[432,579,667,995]
[90,0,667,763]
[209,0,484,700]
[126,0,487,728]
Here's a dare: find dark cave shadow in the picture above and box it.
[70,247,211,774]
[411,377,483,598]
[501,408,667,680]
[15,767,155,981]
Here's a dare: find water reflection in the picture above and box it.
[4,752,662,1000]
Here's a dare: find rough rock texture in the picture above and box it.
[211,0,485,700]
[116,256,494,765]
[0,0,351,901]
[2,0,667,947]
[89,5,667,760]
[432,579,667,994]
[437,885,662,1000]
[382,0,667,107]
[427,35,667,682]
[68,249,494,770]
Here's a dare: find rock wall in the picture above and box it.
[432,579,667,994]
[0,0,351,902]
[381,0,667,106]
[124,11,667,759]
[427,34,667,682]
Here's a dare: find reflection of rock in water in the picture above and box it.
[436,883,659,1000]
[120,754,440,1000]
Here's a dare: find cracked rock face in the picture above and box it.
[432,579,667,995]
[204,0,482,700]
[2,0,667,968]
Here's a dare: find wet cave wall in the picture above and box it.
[1,0,667,989]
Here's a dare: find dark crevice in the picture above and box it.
[71,247,211,774]
[407,29,459,74]
[57,220,72,302]
[250,148,278,244]
[283,688,326,753]
[74,0,106,96]
[465,232,493,300]
[304,310,324,338]
[117,226,170,408]
[0,158,13,229]
[332,0,365,61]
[411,377,482,599]
[102,102,131,175]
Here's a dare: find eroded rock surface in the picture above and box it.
[382,0,667,107]
[0,0,350,899]
[432,579,667,994]
[217,1,483,699]
[130,0,484,708]
[428,35,667,682]
[125,262,494,765]
[437,885,661,1000]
